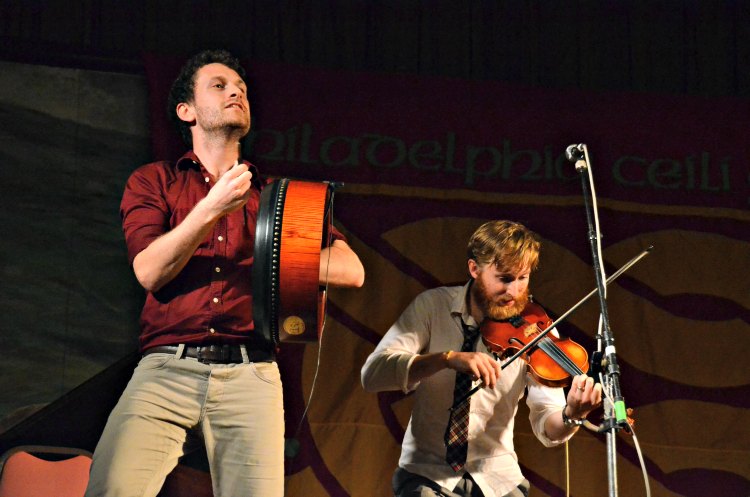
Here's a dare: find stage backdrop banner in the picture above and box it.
[145,55,749,497]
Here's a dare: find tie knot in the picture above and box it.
[460,322,480,352]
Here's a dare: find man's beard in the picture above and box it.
[195,105,251,137]
[472,276,529,321]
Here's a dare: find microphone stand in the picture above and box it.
[568,144,630,497]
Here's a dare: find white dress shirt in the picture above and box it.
[361,282,571,497]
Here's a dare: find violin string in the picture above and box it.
[541,339,580,375]
[458,323,585,409]
[525,322,585,378]
[537,336,584,377]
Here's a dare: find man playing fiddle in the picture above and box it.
[361,220,602,497]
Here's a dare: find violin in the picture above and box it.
[480,301,589,388]
[453,301,635,432]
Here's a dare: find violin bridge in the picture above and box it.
[523,324,539,339]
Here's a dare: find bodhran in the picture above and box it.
[252,178,333,346]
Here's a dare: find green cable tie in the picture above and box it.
[614,400,627,423]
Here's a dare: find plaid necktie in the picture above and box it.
[444,321,481,472]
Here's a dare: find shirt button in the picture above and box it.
[215,267,221,273]
[217,236,224,242]
[212,297,219,304]
[209,328,216,334]
[204,177,210,183]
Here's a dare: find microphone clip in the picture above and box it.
[565,143,584,162]
[565,143,588,171]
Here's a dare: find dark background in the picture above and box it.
[0,2,748,496]
[2,0,749,96]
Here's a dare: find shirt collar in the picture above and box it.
[175,150,262,187]
[451,280,480,328]
[175,150,201,170]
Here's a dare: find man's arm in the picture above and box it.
[363,346,501,394]
[543,374,602,441]
[362,290,500,392]
[133,164,253,292]
[361,295,430,393]
[408,350,501,390]
[319,239,365,288]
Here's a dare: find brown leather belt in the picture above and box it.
[143,344,274,364]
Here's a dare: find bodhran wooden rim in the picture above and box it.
[252,178,332,345]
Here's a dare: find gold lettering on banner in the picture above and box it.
[246,123,740,198]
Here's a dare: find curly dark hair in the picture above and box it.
[167,49,247,147]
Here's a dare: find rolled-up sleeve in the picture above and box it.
[526,378,570,447]
[361,293,433,393]
[120,164,171,265]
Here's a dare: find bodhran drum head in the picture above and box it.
[252,178,333,346]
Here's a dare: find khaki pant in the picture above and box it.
[393,468,530,497]
[85,352,284,497]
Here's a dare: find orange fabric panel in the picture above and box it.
[0,451,91,497]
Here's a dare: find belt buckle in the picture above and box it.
[219,344,232,361]
[197,344,229,363]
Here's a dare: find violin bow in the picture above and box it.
[450,245,652,410]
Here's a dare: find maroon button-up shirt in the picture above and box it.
[120,151,342,351]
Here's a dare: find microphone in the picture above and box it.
[565,144,584,162]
